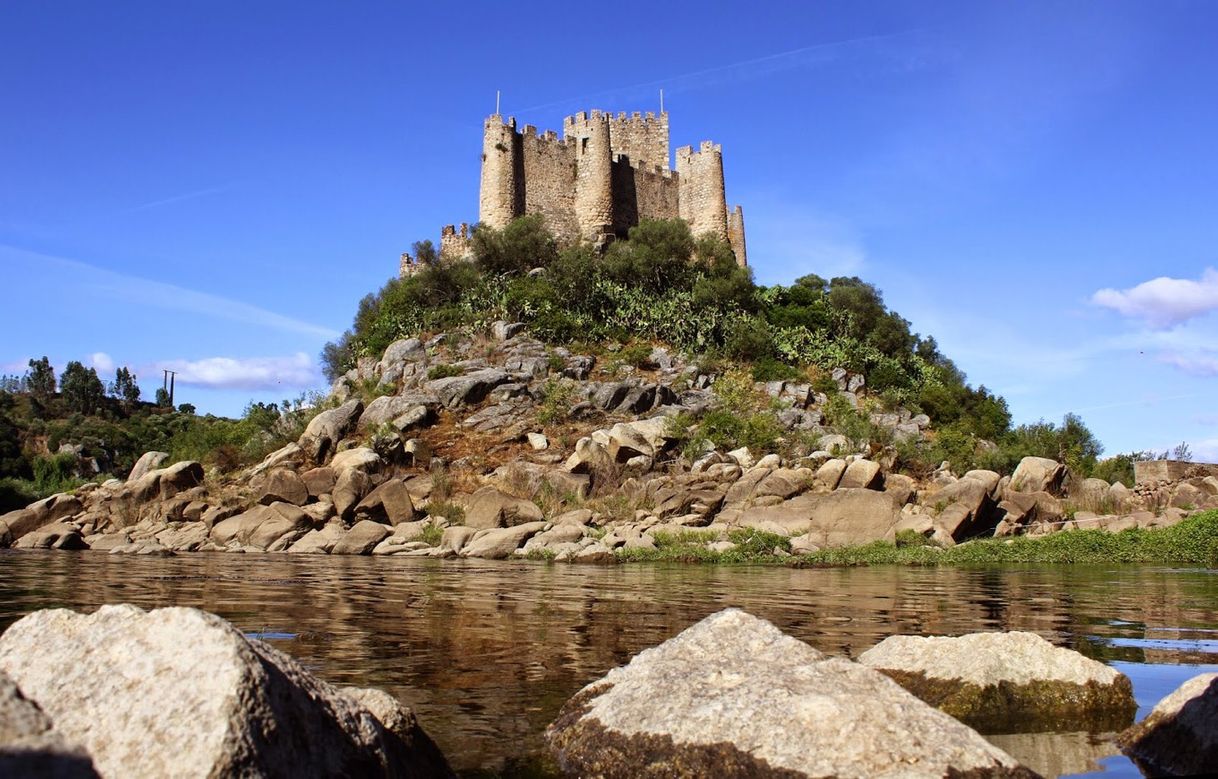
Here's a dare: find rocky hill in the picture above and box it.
[4,321,1215,560]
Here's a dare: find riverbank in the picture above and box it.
[611,510,1218,567]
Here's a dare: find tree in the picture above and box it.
[59,361,105,415]
[26,357,55,399]
[109,367,141,405]
[411,239,439,266]
[154,387,172,407]
[472,215,558,275]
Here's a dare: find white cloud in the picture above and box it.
[1158,350,1218,377]
[1192,438,1218,463]
[2,245,340,340]
[152,353,318,391]
[1092,268,1218,328]
[90,352,115,373]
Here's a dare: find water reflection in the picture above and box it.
[1,551,1216,777]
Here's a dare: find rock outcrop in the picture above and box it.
[0,605,453,778]
[546,609,1035,778]
[1117,671,1218,776]
[858,631,1136,732]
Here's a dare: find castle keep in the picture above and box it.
[404,109,746,275]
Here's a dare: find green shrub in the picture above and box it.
[426,364,463,380]
[537,379,576,425]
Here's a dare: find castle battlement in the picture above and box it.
[409,107,746,277]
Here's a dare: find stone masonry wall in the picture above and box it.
[607,111,670,170]
[520,127,579,242]
[675,141,728,242]
[612,161,680,237]
[1134,460,1218,485]
[470,109,744,263]
[727,205,747,267]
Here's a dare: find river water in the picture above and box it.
[1,551,1215,778]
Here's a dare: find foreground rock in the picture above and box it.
[1117,672,1218,776]
[546,608,1035,778]
[0,605,453,778]
[0,670,98,777]
[858,631,1135,732]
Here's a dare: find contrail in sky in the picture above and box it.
[124,185,233,213]
[2,245,339,340]
[513,29,923,115]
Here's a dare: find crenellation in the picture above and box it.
[411,106,746,276]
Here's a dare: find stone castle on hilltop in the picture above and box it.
[402,109,746,276]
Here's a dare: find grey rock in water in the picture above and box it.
[0,605,453,778]
[460,521,547,559]
[859,631,1135,733]
[332,519,392,555]
[1118,671,1218,776]
[0,670,98,777]
[546,608,1034,778]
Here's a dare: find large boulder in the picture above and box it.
[858,632,1136,733]
[1117,672,1218,776]
[0,605,452,778]
[460,522,547,560]
[1,669,98,777]
[735,489,900,545]
[358,395,434,431]
[299,399,363,463]
[930,477,998,543]
[126,451,169,482]
[462,487,543,530]
[329,447,382,475]
[354,480,417,526]
[1,494,84,543]
[426,368,509,408]
[545,609,1033,778]
[1009,457,1068,497]
[333,469,373,521]
[837,459,882,490]
[254,468,309,507]
[331,520,391,555]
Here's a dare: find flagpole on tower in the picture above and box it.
[496,90,501,115]
[659,88,664,114]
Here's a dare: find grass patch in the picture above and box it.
[616,527,792,564]
[426,363,464,380]
[418,523,444,546]
[426,500,465,525]
[793,510,1218,568]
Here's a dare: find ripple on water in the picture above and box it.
[1,553,1216,777]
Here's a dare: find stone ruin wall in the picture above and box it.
[1134,460,1218,485]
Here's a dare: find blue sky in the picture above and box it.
[3,1,1217,460]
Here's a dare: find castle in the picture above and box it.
[402,109,746,276]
